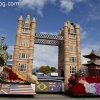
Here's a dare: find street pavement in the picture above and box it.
[0,93,100,100]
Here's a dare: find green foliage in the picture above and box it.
[45,65,51,74]
[38,65,56,74]
[39,66,46,74]
[51,67,56,72]
[8,54,12,59]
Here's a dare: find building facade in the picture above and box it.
[12,15,81,85]
[58,21,81,84]
[12,15,36,80]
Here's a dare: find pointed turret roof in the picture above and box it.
[59,29,62,35]
[64,21,68,27]
[83,50,100,58]
[18,15,23,21]
[75,23,79,29]
[32,17,36,23]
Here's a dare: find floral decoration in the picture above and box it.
[67,74,100,96]
[0,66,28,84]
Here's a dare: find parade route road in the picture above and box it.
[0,93,100,100]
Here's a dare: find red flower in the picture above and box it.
[85,76,100,83]
[3,67,23,81]
[68,83,86,95]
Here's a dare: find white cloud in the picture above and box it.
[18,0,56,16]
[75,0,83,2]
[7,46,14,55]
[33,44,58,68]
[59,0,84,13]
[88,13,100,21]
[81,48,91,64]
[80,25,87,39]
[81,44,99,64]
[50,0,57,4]
[86,0,100,21]
[60,0,74,13]
[7,31,58,69]
[18,0,84,16]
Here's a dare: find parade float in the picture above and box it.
[65,49,100,97]
[0,35,38,95]
[66,70,100,97]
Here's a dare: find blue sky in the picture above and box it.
[0,0,100,68]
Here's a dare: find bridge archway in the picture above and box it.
[61,70,64,77]
[12,15,82,87]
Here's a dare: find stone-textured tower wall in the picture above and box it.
[12,16,22,72]
[63,22,70,85]
[75,24,81,70]
[12,15,36,80]
[58,21,82,89]
[27,18,36,74]
[58,39,64,77]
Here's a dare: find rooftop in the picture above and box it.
[83,50,100,58]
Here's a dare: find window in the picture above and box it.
[69,34,76,39]
[69,57,76,62]
[69,45,76,51]
[22,53,25,58]
[23,28,30,33]
[70,29,75,33]
[24,41,25,46]
[19,53,21,58]
[70,66,76,74]
[20,41,29,47]
[18,63,27,72]
[73,46,76,51]
[24,23,29,28]
[26,54,28,58]
[26,42,29,47]
[61,58,64,63]
[19,53,28,59]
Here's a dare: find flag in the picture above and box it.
[0,84,2,94]
[9,84,36,95]
[0,84,10,94]
[49,82,62,92]
[0,84,2,90]
[36,82,48,92]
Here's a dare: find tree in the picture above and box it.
[8,54,13,59]
[38,65,51,74]
[39,66,46,74]
[45,65,51,74]
[51,67,56,72]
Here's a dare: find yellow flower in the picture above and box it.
[16,73,23,80]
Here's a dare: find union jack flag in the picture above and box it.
[49,82,62,92]
[49,82,56,87]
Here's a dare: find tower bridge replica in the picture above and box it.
[0,15,81,94]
